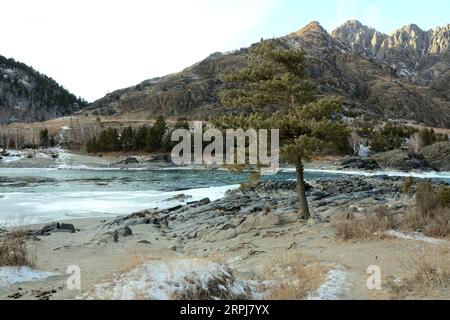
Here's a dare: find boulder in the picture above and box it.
[235,213,280,236]
[373,149,431,171]
[165,194,193,202]
[197,198,211,206]
[255,213,280,229]
[340,157,380,170]
[419,141,450,171]
[38,222,76,235]
[104,226,133,238]
[123,157,139,165]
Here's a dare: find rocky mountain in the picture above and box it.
[0,55,87,124]
[89,20,450,127]
[332,20,450,85]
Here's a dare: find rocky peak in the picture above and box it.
[332,20,387,56]
[293,21,328,37]
[428,24,450,54]
[330,21,450,81]
[387,24,428,51]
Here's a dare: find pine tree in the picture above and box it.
[146,116,167,152]
[39,128,49,147]
[134,126,149,151]
[120,126,135,151]
[218,42,349,219]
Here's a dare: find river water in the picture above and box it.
[0,168,449,225]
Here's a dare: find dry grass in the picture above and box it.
[402,207,450,238]
[264,253,327,300]
[388,246,450,299]
[332,207,397,241]
[0,223,35,267]
[171,272,253,301]
[93,254,253,300]
[401,181,450,239]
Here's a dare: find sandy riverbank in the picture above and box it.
[1,176,448,300]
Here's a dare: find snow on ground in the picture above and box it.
[387,230,448,245]
[0,185,239,225]
[90,257,349,300]
[308,268,350,300]
[0,267,55,288]
[0,150,26,163]
[301,168,450,181]
[0,148,67,163]
[91,259,252,300]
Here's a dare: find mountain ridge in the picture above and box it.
[77,21,450,127]
[0,55,87,124]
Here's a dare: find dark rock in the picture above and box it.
[310,191,332,201]
[373,149,432,171]
[165,194,193,202]
[197,198,211,206]
[38,222,76,235]
[340,157,380,170]
[123,157,139,164]
[165,205,183,212]
[420,141,450,171]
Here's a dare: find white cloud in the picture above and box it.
[0,0,279,101]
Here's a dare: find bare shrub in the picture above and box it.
[402,182,450,238]
[389,247,450,299]
[332,207,397,241]
[422,208,450,238]
[416,180,438,216]
[267,264,325,300]
[437,186,450,208]
[171,272,253,300]
[402,176,415,194]
[264,254,327,300]
[0,224,35,267]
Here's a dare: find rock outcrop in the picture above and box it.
[420,141,450,171]
[333,21,450,84]
[372,150,432,171]
[98,175,439,244]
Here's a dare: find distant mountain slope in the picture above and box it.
[0,55,87,123]
[89,20,450,127]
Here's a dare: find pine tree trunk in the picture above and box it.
[295,157,310,220]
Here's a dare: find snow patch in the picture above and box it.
[0,150,26,163]
[358,144,371,157]
[298,168,450,182]
[90,259,252,300]
[387,230,448,245]
[0,267,55,287]
[308,268,350,300]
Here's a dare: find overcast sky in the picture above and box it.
[1,0,449,102]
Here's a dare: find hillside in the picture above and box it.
[0,55,87,124]
[89,20,450,127]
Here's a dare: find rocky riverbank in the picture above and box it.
[338,142,450,172]
[1,174,448,300]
